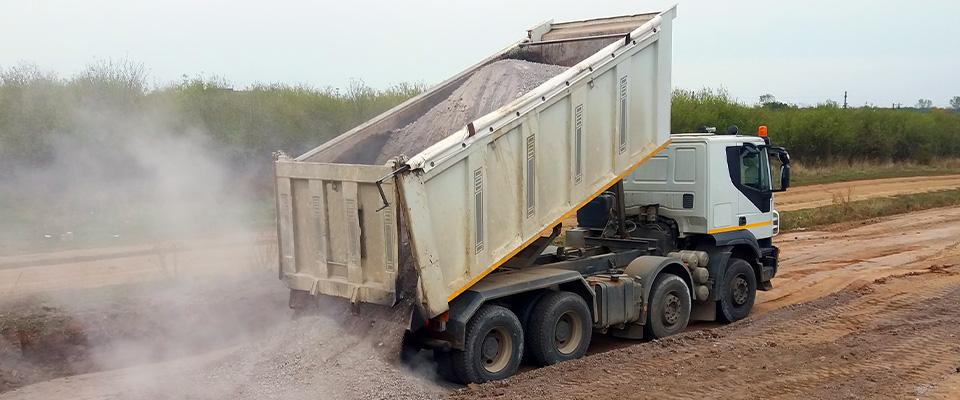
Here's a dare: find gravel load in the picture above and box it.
[334,59,567,165]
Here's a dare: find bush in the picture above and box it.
[672,89,960,164]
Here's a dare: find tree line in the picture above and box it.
[673,89,960,164]
[2,62,959,178]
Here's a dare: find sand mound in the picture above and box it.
[334,59,567,165]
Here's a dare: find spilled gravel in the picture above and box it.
[1,270,443,399]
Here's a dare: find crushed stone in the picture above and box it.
[334,59,567,165]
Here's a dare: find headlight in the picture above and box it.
[772,210,780,236]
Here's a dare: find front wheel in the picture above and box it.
[449,304,524,383]
[717,257,757,322]
[644,274,692,339]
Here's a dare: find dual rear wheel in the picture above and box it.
[436,292,592,383]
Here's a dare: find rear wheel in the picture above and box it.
[644,274,691,339]
[717,257,757,322]
[434,349,463,383]
[449,304,523,383]
[525,291,592,366]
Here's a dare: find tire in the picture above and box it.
[644,274,692,339]
[717,257,757,323]
[449,304,524,383]
[433,349,464,383]
[515,291,548,364]
[525,291,592,366]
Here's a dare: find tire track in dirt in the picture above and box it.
[756,206,960,313]
[744,284,960,399]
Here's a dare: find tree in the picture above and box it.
[916,98,933,109]
[950,96,960,111]
[758,93,792,110]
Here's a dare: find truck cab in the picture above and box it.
[569,127,791,325]
[624,129,791,292]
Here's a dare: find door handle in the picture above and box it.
[739,216,747,226]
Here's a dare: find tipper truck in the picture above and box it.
[273,5,792,383]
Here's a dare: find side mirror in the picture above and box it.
[776,164,791,192]
[768,147,791,192]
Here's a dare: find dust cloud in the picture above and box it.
[0,77,439,398]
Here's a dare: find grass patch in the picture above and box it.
[780,188,960,231]
[791,159,960,186]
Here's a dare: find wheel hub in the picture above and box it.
[481,335,501,360]
[480,327,512,373]
[663,293,681,325]
[555,317,572,344]
[732,276,749,305]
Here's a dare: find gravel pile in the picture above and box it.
[190,307,442,400]
[334,59,567,165]
[1,280,442,399]
[105,302,446,400]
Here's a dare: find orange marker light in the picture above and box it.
[758,125,768,137]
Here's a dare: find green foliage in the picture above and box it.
[0,63,424,173]
[672,89,960,164]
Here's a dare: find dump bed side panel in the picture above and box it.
[275,161,399,305]
[403,7,676,317]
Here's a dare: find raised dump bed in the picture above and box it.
[275,6,676,317]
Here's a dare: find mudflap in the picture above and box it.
[759,245,780,291]
[690,300,717,322]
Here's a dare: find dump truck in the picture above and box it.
[273,5,792,383]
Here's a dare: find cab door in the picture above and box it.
[726,143,774,238]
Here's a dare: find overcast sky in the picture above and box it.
[2,0,957,107]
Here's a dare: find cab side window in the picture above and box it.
[740,148,769,191]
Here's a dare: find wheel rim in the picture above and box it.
[480,326,513,373]
[662,292,682,326]
[732,275,749,306]
[554,311,583,355]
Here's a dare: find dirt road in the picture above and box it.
[776,174,960,211]
[4,207,960,399]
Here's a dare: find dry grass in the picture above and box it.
[791,159,960,186]
[780,188,960,231]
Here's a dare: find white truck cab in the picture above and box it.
[573,127,791,324]
[627,130,791,240]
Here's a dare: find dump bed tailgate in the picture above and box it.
[275,161,399,306]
